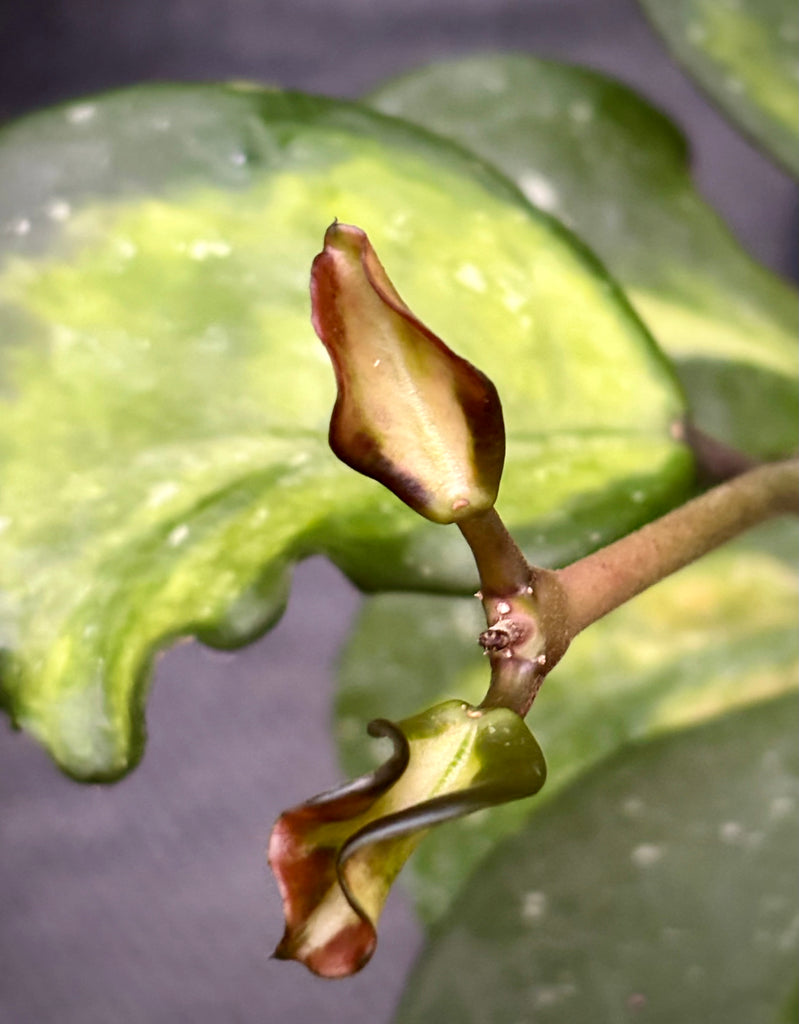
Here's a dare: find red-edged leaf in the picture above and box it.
[268,702,545,977]
[311,223,505,524]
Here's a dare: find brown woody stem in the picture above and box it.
[557,458,798,639]
[458,509,571,717]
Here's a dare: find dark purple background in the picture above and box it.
[0,1,796,1022]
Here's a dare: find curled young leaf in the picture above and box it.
[268,700,545,977]
[311,222,506,524]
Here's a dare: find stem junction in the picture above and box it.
[459,458,799,717]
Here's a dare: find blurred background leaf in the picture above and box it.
[369,55,798,458]
[637,0,799,176]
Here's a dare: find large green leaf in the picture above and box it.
[337,522,798,922]
[368,56,799,457]
[638,0,799,175]
[394,693,798,1024]
[0,84,690,779]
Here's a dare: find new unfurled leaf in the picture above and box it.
[268,700,545,977]
[311,222,505,524]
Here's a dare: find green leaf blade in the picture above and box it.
[0,84,688,778]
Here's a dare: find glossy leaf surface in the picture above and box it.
[337,522,798,922]
[369,56,798,457]
[394,694,798,1023]
[0,85,689,778]
[638,0,799,175]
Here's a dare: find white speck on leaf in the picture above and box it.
[480,69,508,94]
[455,262,487,293]
[622,796,645,817]
[66,103,96,124]
[719,820,744,843]
[188,239,232,260]
[687,22,708,44]
[769,795,794,819]
[631,843,662,867]
[500,285,527,313]
[569,100,593,123]
[518,173,559,212]
[147,481,180,507]
[116,238,138,259]
[168,524,190,547]
[521,891,548,921]
[46,199,71,222]
[8,217,31,236]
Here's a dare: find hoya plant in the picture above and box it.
[270,220,795,979]
[0,2,796,1018]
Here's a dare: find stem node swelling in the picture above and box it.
[460,458,798,717]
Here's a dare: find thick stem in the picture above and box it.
[458,507,530,596]
[459,508,570,716]
[557,458,798,638]
[460,460,796,718]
